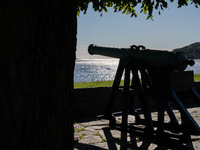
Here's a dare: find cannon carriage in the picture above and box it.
[88,44,200,142]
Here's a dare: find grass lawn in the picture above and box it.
[74,73,200,89]
[194,74,200,82]
[74,80,124,88]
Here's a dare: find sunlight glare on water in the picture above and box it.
[74,59,119,82]
[74,59,200,83]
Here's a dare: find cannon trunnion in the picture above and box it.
[88,44,200,143]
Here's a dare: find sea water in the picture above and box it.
[74,59,200,83]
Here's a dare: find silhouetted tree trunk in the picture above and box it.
[1,0,76,149]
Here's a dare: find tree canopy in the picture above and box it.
[173,42,200,59]
[77,0,200,19]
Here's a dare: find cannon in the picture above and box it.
[88,44,200,143]
[88,44,194,71]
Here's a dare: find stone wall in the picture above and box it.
[74,82,200,119]
[74,87,121,119]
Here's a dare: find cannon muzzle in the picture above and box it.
[88,44,194,71]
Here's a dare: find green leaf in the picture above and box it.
[163,1,168,8]
[77,0,200,20]
[103,7,108,12]
[161,5,163,10]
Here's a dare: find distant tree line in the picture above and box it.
[173,42,200,59]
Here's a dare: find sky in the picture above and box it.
[77,2,200,59]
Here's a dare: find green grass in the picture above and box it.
[94,132,106,142]
[74,73,200,89]
[74,80,124,89]
[74,128,85,132]
[194,74,200,82]
[79,133,86,140]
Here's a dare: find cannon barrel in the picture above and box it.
[88,44,195,71]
